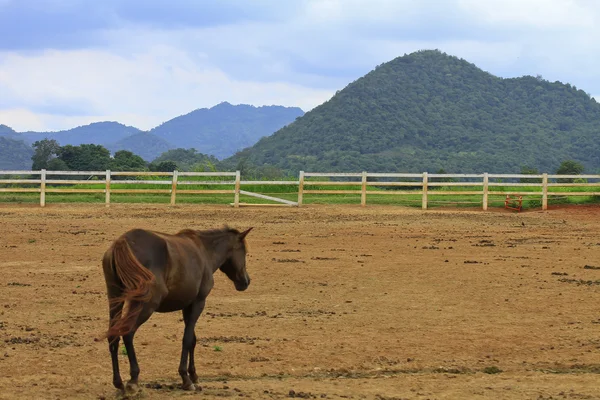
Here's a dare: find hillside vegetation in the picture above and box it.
[225,50,600,174]
[0,137,34,170]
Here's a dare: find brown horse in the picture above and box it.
[100,226,253,394]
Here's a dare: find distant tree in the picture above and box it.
[46,158,69,171]
[235,157,253,178]
[110,150,147,171]
[519,166,541,184]
[254,165,285,180]
[152,148,219,171]
[58,144,111,171]
[191,160,217,172]
[556,160,584,183]
[150,160,178,172]
[45,158,71,180]
[31,139,61,170]
[430,168,456,183]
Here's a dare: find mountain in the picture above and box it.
[107,132,174,161]
[19,121,141,147]
[224,50,600,174]
[149,102,304,159]
[0,103,304,169]
[0,124,16,136]
[0,136,34,170]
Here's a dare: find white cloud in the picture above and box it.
[2,0,600,133]
[458,0,598,29]
[0,46,334,131]
[0,108,153,132]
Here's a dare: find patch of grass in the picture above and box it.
[482,366,502,374]
[432,366,471,374]
[537,363,600,374]
[213,345,223,352]
[558,278,600,286]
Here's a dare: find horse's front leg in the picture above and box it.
[188,332,198,384]
[179,299,205,390]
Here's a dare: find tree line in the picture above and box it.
[30,138,587,183]
[30,139,220,173]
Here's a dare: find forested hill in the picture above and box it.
[225,50,600,174]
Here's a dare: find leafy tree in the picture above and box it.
[31,139,61,170]
[58,144,111,171]
[556,160,584,183]
[519,166,541,183]
[191,160,218,172]
[430,168,456,183]
[254,165,285,180]
[151,148,219,171]
[556,160,584,175]
[45,158,72,180]
[110,150,147,172]
[150,160,178,172]
[46,158,69,171]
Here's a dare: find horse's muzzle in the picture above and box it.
[235,277,250,291]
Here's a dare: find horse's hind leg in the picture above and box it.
[122,301,156,395]
[107,304,125,391]
[179,299,205,390]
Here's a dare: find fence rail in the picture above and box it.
[0,169,599,210]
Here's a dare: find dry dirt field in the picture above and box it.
[1,203,600,400]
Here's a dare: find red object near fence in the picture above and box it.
[504,195,522,212]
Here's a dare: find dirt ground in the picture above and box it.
[1,203,600,400]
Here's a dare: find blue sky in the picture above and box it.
[1,0,599,132]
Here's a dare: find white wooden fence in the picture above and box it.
[0,169,599,210]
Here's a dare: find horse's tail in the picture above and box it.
[104,236,155,339]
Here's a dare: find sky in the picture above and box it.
[1,0,600,132]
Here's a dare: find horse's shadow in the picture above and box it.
[109,379,237,399]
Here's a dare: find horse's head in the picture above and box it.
[219,227,253,291]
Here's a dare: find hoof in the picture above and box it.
[190,374,199,384]
[125,382,141,395]
[182,383,196,391]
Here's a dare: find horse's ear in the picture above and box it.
[239,227,253,240]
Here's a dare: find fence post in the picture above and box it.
[234,170,241,208]
[40,169,46,207]
[298,171,305,207]
[421,172,428,210]
[105,170,111,207]
[482,173,489,211]
[361,171,367,207]
[169,170,178,205]
[542,173,548,210]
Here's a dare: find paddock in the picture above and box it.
[0,203,599,399]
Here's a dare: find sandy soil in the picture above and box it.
[1,203,600,400]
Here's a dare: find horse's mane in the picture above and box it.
[197,225,240,237]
